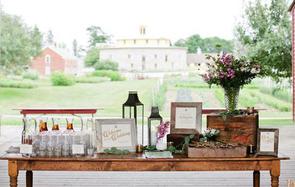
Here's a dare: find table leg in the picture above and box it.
[253,170,260,187]
[8,160,18,187]
[26,170,33,187]
[270,160,280,187]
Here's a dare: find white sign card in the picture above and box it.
[95,119,136,153]
[101,124,132,147]
[260,131,275,152]
[20,144,32,155]
[175,107,197,129]
[72,144,85,155]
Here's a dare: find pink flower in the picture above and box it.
[157,121,170,141]
[227,68,235,79]
[221,53,233,66]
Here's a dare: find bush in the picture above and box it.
[92,70,125,81]
[94,60,118,71]
[0,79,36,88]
[259,87,291,103]
[22,71,39,80]
[75,76,110,83]
[51,72,75,86]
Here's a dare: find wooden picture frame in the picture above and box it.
[95,118,137,153]
[170,102,202,134]
[257,128,279,156]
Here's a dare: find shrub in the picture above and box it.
[259,87,291,103]
[22,71,39,80]
[51,72,75,86]
[94,60,118,71]
[75,76,110,83]
[92,70,125,81]
[0,79,36,88]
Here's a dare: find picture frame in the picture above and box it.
[170,102,202,134]
[257,128,279,156]
[95,118,137,153]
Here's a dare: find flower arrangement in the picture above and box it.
[200,128,220,142]
[202,53,262,112]
[157,121,170,142]
[202,53,261,89]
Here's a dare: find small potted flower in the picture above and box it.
[156,121,170,151]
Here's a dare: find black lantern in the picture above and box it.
[122,91,144,148]
[147,106,162,146]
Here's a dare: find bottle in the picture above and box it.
[66,123,74,131]
[52,124,60,131]
[39,120,48,132]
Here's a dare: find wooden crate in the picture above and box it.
[207,114,258,147]
[187,146,247,158]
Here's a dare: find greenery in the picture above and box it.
[259,87,291,102]
[84,47,100,67]
[22,71,39,80]
[235,0,291,81]
[92,70,125,81]
[75,76,110,84]
[0,10,42,74]
[103,147,129,155]
[51,72,75,86]
[94,60,118,71]
[86,25,109,48]
[174,34,233,53]
[0,79,36,89]
[153,82,167,110]
[203,53,262,89]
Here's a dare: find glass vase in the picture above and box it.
[224,87,240,113]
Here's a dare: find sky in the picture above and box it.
[1,0,246,48]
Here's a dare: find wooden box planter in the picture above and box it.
[207,114,258,148]
[187,146,247,158]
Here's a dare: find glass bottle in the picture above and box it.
[39,119,48,133]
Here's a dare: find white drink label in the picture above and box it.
[20,144,32,154]
[72,144,85,154]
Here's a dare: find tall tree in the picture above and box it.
[235,0,291,81]
[0,11,42,74]
[174,35,233,53]
[86,26,109,48]
[72,39,78,57]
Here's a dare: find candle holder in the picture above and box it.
[147,106,162,146]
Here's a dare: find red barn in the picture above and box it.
[31,46,82,76]
[289,1,295,120]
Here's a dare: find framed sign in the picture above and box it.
[95,119,137,153]
[257,128,279,156]
[170,102,202,134]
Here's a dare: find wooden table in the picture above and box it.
[0,154,289,187]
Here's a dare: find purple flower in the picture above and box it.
[221,53,233,66]
[227,68,235,78]
[157,121,170,141]
[219,72,225,79]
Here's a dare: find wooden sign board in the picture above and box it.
[257,128,279,156]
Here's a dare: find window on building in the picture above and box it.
[154,54,157,59]
[142,62,145,71]
[146,39,149,44]
[154,63,157,69]
[165,55,168,62]
[128,54,131,59]
[131,63,134,68]
[134,40,136,44]
[123,40,126,44]
[45,55,51,64]
[142,55,146,62]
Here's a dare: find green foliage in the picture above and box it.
[86,26,109,48]
[103,147,129,155]
[0,79,36,89]
[51,72,75,86]
[174,34,233,53]
[143,145,157,151]
[84,47,100,67]
[235,0,291,81]
[0,11,42,74]
[153,82,167,110]
[92,70,125,81]
[75,76,110,84]
[259,87,291,102]
[94,60,118,71]
[22,71,39,80]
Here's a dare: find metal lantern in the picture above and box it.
[122,91,144,147]
[147,106,162,146]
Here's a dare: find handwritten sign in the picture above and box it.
[95,119,136,153]
[260,131,275,152]
[175,107,197,129]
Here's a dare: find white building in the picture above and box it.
[99,26,187,72]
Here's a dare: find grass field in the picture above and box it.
[0,75,293,126]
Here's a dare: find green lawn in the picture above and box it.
[0,79,157,117]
